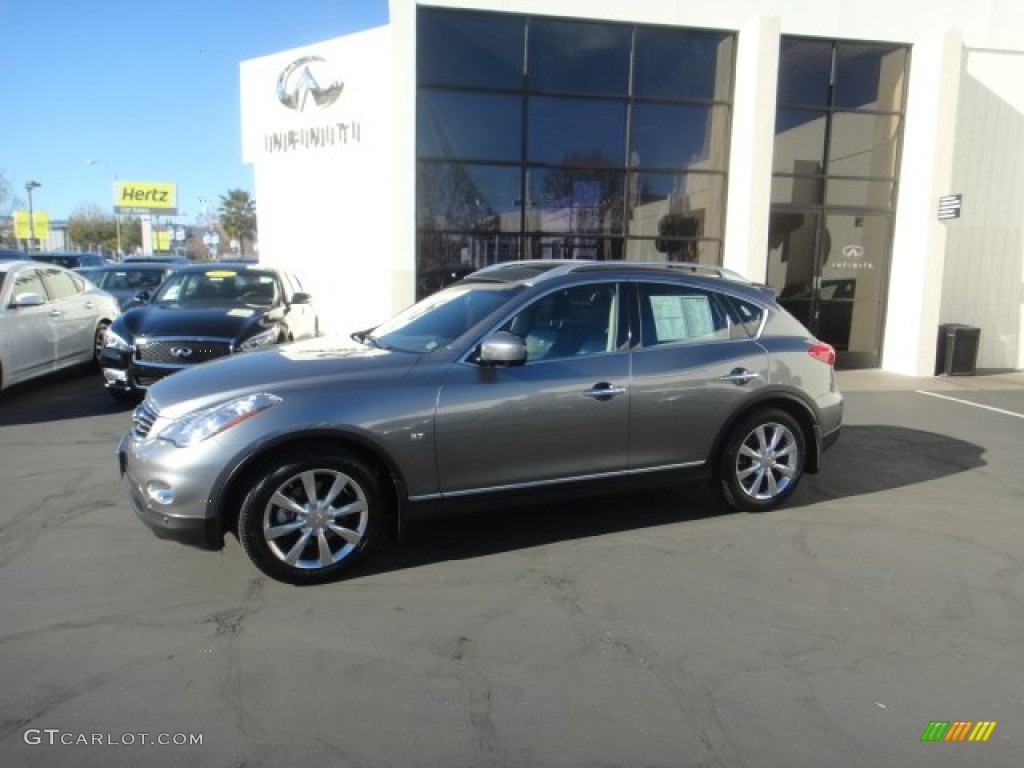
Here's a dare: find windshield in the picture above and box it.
[93,268,167,292]
[152,269,279,307]
[366,282,523,353]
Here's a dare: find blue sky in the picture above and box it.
[2,0,389,222]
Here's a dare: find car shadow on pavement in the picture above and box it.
[0,369,134,425]
[358,425,985,578]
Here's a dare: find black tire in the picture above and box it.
[92,321,110,369]
[716,409,806,512]
[108,388,142,405]
[238,447,383,585]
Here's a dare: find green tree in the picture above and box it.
[217,189,257,256]
[67,205,142,255]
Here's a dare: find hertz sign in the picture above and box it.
[114,181,178,215]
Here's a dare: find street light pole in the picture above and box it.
[86,159,122,258]
[25,181,41,252]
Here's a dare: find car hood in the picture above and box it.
[119,303,266,339]
[146,335,422,419]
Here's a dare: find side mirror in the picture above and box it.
[290,292,312,305]
[478,331,527,367]
[134,289,151,303]
[10,292,46,308]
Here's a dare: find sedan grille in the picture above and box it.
[136,339,233,365]
[132,401,159,439]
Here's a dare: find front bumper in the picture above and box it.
[117,433,224,550]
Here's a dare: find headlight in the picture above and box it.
[155,393,282,447]
[104,328,133,352]
[239,328,278,352]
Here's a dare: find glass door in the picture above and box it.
[767,208,889,368]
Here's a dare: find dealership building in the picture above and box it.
[240,0,1024,375]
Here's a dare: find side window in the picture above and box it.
[725,296,765,338]
[637,283,732,347]
[41,268,81,301]
[11,269,47,305]
[499,283,619,362]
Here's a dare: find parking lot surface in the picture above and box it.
[1,368,1022,767]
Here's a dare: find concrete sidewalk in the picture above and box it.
[836,367,1024,392]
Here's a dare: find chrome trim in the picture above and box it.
[420,460,707,500]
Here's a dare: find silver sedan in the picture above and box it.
[0,260,120,391]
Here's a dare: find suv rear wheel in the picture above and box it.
[238,447,382,585]
[716,409,805,512]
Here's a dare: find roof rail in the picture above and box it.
[470,259,751,284]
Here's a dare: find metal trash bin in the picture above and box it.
[935,323,981,376]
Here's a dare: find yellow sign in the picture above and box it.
[12,210,50,240]
[151,230,171,251]
[115,181,178,214]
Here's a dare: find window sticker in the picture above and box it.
[650,294,714,341]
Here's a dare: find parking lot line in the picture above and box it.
[915,390,1024,419]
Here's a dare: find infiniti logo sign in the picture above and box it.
[841,244,865,260]
[169,347,193,359]
[276,56,344,112]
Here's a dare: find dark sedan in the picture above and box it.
[100,263,318,401]
[76,262,177,309]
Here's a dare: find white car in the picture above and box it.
[0,260,120,391]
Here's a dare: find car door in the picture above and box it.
[283,271,316,338]
[3,267,56,381]
[628,281,770,470]
[39,267,95,364]
[434,281,630,495]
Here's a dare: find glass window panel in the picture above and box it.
[524,166,624,237]
[771,175,825,206]
[828,113,900,177]
[773,110,827,174]
[417,230,523,296]
[527,96,626,165]
[527,19,630,94]
[417,9,524,89]
[624,238,721,265]
[835,44,907,112]
[418,90,522,161]
[632,103,728,170]
[634,29,734,101]
[777,39,832,107]
[417,162,522,232]
[628,172,725,241]
[825,179,894,208]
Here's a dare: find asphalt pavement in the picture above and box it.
[0,366,1022,767]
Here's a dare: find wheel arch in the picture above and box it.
[710,390,823,476]
[212,429,409,547]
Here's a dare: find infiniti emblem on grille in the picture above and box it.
[170,347,193,359]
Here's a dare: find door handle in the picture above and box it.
[49,309,63,318]
[720,368,762,385]
[583,382,627,400]
[83,301,94,309]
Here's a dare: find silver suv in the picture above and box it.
[118,261,842,584]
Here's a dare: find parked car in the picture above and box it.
[76,262,177,309]
[100,263,318,402]
[118,260,843,585]
[0,260,120,391]
[33,252,111,269]
[123,254,190,265]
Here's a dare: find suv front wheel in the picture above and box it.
[716,409,806,512]
[238,447,382,585]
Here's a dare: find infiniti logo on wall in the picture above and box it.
[841,244,865,260]
[276,56,344,112]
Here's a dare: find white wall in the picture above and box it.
[240,27,399,336]
[942,50,1024,370]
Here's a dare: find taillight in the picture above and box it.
[808,341,836,366]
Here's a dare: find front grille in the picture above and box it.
[132,400,158,439]
[136,339,233,365]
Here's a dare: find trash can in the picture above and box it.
[935,323,981,376]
